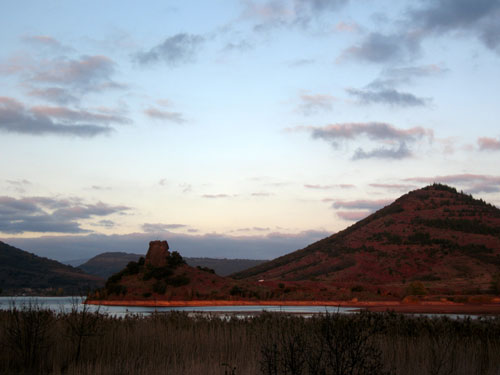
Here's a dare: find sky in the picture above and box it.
[1,0,500,262]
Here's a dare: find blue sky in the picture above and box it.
[1,0,500,261]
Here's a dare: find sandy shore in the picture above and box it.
[85,299,500,315]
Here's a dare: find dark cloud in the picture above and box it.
[332,199,392,210]
[142,223,188,233]
[404,174,500,194]
[297,122,433,160]
[0,97,112,137]
[347,88,429,107]
[478,137,500,151]
[297,93,335,115]
[92,220,115,228]
[135,33,205,66]
[144,108,186,124]
[4,229,331,262]
[0,196,129,234]
[407,0,500,54]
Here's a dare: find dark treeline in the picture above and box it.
[1,304,500,375]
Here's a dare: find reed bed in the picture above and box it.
[0,304,499,375]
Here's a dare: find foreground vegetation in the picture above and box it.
[1,304,499,375]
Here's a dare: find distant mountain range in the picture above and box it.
[0,241,104,295]
[89,184,500,302]
[77,252,267,278]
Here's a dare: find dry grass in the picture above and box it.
[0,304,499,375]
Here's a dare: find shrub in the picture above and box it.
[406,281,427,296]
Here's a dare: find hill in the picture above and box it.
[232,184,500,295]
[90,241,261,301]
[0,241,104,295]
[78,252,267,278]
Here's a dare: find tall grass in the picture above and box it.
[0,305,499,375]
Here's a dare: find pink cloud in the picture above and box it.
[478,137,500,151]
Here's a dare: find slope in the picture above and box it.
[0,241,104,294]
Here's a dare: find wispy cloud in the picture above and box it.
[142,223,187,233]
[202,194,232,199]
[297,92,335,115]
[144,107,186,124]
[347,88,430,107]
[31,105,129,124]
[135,33,205,66]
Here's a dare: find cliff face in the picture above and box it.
[145,241,170,267]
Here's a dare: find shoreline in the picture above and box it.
[85,299,500,315]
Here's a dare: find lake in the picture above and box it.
[0,296,356,317]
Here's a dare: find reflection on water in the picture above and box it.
[0,296,357,318]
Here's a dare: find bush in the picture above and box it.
[406,281,427,296]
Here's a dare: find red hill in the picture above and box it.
[232,184,500,295]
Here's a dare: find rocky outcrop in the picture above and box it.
[145,240,170,267]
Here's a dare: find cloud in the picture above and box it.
[135,33,205,66]
[22,35,72,53]
[243,0,350,31]
[223,40,254,52]
[142,223,187,233]
[368,64,447,89]
[5,179,32,193]
[297,122,433,160]
[404,174,500,194]
[0,97,113,137]
[339,32,420,63]
[297,93,335,115]
[0,196,129,234]
[31,105,129,124]
[332,199,392,210]
[251,192,274,197]
[26,87,79,105]
[347,88,430,107]
[304,184,335,190]
[202,194,232,199]
[369,183,416,191]
[287,58,315,67]
[336,210,371,221]
[92,220,115,228]
[478,137,500,151]
[31,55,121,92]
[144,107,186,124]
[408,0,500,53]
[352,143,412,160]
